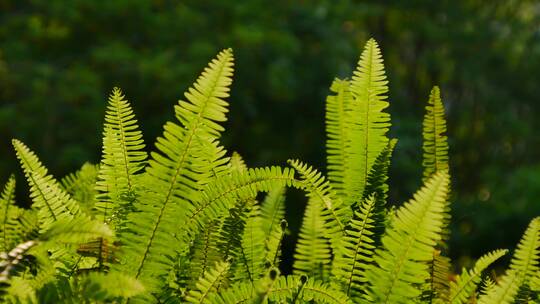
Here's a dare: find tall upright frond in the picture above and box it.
[344,38,390,206]
[95,87,147,224]
[422,86,449,181]
[365,172,450,303]
[326,78,352,197]
[116,49,236,292]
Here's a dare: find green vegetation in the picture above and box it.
[0,39,538,303]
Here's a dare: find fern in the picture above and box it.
[12,140,82,231]
[0,176,20,252]
[448,249,507,304]
[2,39,539,304]
[326,78,352,198]
[422,86,449,181]
[365,171,450,303]
[478,217,540,304]
[95,87,147,226]
[186,261,230,304]
[343,38,390,206]
[117,49,234,293]
[288,159,349,247]
[332,195,378,299]
[293,197,332,280]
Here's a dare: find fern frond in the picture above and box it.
[448,249,507,304]
[117,49,234,292]
[12,140,82,232]
[332,195,378,299]
[344,38,390,206]
[95,87,147,226]
[186,261,230,304]
[423,250,451,303]
[261,186,286,266]
[422,86,449,181]
[229,152,247,173]
[234,206,266,283]
[216,198,252,263]
[0,176,19,252]
[269,275,352,304]
[293,197,332,281]
[478,217,540,304]
[326,78,352,197]
[361,139,396,205]
[365,171,450,304]
[184,166,294,243]
[288,159,349,247]
[189,220,223,289]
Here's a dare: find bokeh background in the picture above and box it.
[1,0,539,270]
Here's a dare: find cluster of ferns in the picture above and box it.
[0,39,538,304]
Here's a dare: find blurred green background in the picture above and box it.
[1,0,539,269]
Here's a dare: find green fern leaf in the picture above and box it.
[12,140,82,232]
[448,249,507,304]
[116,50,235,292]
[95,87,147,225]
[0,176,19,252]
[234,206,266,283]
[478,217,540,304]
[365,171,450,303]
[422,86,449,181]
[332,195,378,299]
[186,261,230,304]
[344,38,391,207]
[288,159,349,247]
[293,197,332,280]
[326,78,352,198]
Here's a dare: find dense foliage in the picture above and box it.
[1,1,539,265]
[0,39,538,303]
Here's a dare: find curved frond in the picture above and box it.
[288,159,349,246]
[478,217,540,304]
[449,249,507,304]
[117,49,234,292]
[269,275,352,304]
[13,140,82,232]
[365,171,450,304]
